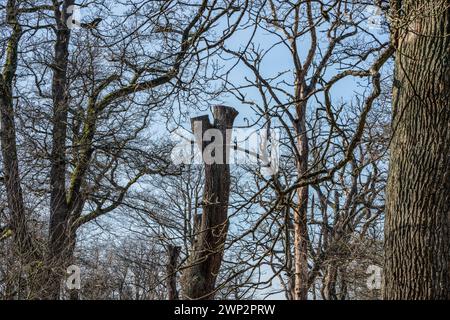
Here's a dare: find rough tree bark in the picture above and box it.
[384,0,450,299]
[181,105,238,299]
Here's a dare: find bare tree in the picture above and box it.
[216,0,392,299]
[1,0,247,299]
[0,0,447,302]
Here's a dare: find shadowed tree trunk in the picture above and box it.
[0,1,42,296]
[167,245,181,300]
[181,105,238,299]
[384,0,450,300]
[45,0,75,299]
[0,0,28,259]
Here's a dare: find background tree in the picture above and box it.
[215,0,392,299]
[1,0,246,299]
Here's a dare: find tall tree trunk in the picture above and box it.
[0,2,41,295]
[384,0,450,300]
[292,92,310,299]
[0,0,28,258]
[181,105,238,299]
[293,148,309,300]
[45,0,75,299]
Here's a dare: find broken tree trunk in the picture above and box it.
[181,105,238,299]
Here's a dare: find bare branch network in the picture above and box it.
[0,0,448,300]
